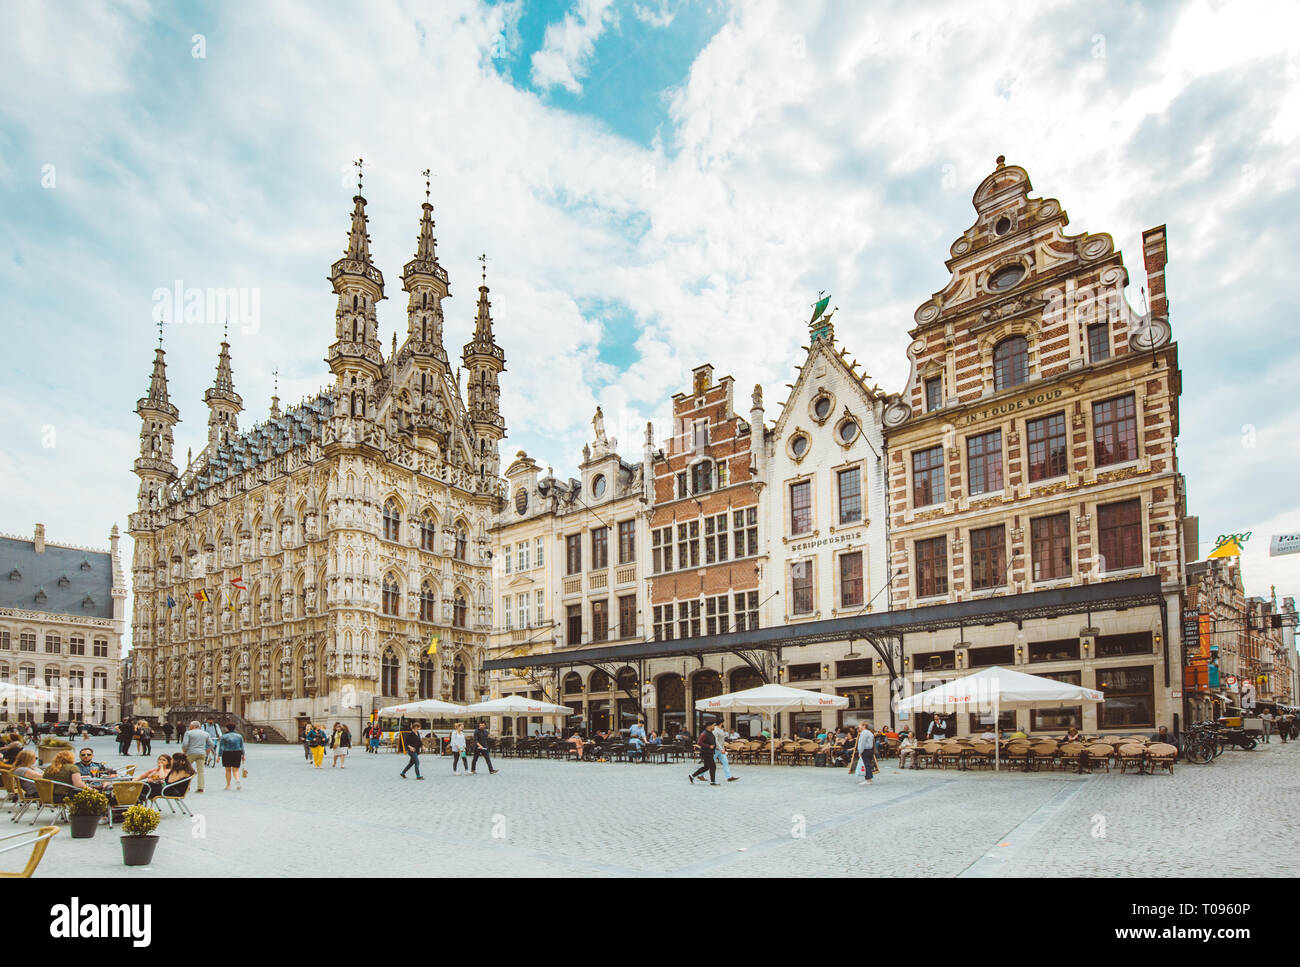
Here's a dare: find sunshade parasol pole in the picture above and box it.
[994,694,1000,772]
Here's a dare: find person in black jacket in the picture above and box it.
[399,725,423,779]
[330,722,351,768]
[470,722,498,775]
[689,725,718,785]
[116,721,134,756]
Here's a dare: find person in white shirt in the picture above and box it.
[856,725,876,785]
[897,731,919,770]
[450,723,469,773]
[711,722,738,782]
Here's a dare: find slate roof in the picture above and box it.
[0,537,113,619]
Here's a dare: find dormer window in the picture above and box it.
[79,560,92,571]
[57,575,70,588]
[82,595,95,609]
[34,589,47,605]
[8,569,20,582]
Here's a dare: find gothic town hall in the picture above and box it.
[127,190,506,739]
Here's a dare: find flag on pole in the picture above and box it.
[166,595,175,609]
[427,633,439,656]
[194,590,210,603]
[230,577,247,591]
[228,596,237,612]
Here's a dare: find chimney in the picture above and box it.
[1142,225,1169,322]
[33,523,45,553]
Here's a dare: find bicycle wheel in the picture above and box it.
[1184,740,1211,764]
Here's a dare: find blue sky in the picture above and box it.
[1,0,1299,620]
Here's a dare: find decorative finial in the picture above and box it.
[996,154,1006,168]
[157,318,164,348]
[354,157,364,194]
[223,317,229,341]
[272,369,279,396]
[478,252,488,284]
[421,168,432,202]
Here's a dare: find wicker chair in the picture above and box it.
[1029,742,1059,771]
[936,742,965,769]
[1147,742,1178,775]
[1058,742,1085,772]
[1085,743,1114,773]
[966,742,994,769]
[1117,744,1147,773]
[1002,743,1031,770]
[915,741,942,768]
[0,825,58,878]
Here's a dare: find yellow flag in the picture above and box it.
[427,633,439,656]
[1208,537,1243,559]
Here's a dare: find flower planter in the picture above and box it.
[38,745,70,766]
[69,814,101,839]
[121,835,159,867]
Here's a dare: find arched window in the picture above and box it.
[383,499,401,542]
[454,526,468,561]
[993,336,1029,391]
[381,648,399,696]
[453,592,468,629]
[382,574,400,616]
[420,582,437,622]
[418,658,437,699]
[452,659,468,703]
[420,514,437,552]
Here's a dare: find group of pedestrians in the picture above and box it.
[398,722,498,780]
[300,722,353,767]
[688,721,741,786]
[1260,709,1297,743]
[177,719,246,791]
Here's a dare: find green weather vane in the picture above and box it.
[809,291,836,341]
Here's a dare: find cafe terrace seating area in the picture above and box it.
[487,733,1180,773]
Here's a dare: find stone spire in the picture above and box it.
[204,333,243,450]
[462,257,506,479]
[328,164,385,421]
[133,325,180,514]
[400,184,450,358]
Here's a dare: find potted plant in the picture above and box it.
[67,789,110,839]
[120,804,161,866]
[37,737,73,766]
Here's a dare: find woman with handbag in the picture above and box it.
[330,722,351,768]
[218,724,246,790]
[449,722,469,774]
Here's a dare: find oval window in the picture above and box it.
[813,396,831,420]
[994,216,1011,236]
[791,435,809,458]
[592,475,607,498]
[988,265,1025,291]
[838,420,858,443]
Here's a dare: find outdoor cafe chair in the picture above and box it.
[936,742,965,770]
[916,741,943,768]
[6,774,40,823]
[1117,744,1148,774]
[1058,743,1085,772]
[1029,742,1059,771]
[152,776,195,817]
[1085,744,1114,773]
[966,742,994,769]
[1146,743,1178,775]
[30,779,84,826]
[1002,743,1031,771]
[0,825,58,878]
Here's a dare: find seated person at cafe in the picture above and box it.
[980,727,998,741]
[139,753,172,783]
[42,750,88,800]
[837,730,856,764]
[11,749,43,794]
[147,752,194,800]
[646,730,661,747]
[1009,726,1029,740]
[75,748,117,777]
[1149,725,1174,745]
[566,731,585,758]
[898,732,919,769]
[1062,726,1083,744]
[0,738,24,764]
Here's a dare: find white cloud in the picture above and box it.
[530,0,619,94]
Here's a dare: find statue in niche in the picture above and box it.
[239,533,252,559]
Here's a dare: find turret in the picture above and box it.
[133,331,180,513]
[328,167,385,420]
[203,333,243,450]
[461,260,506,479]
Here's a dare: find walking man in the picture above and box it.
[856,723,876,786]
[471,722,498,774]
[398,723,424,779]
[711,721,738,782]
[181,719,214,793]
[1261,710,1274,744]
[116,720,133,756]
[689,723,718,785]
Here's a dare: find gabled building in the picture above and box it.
[882,157,1186,736]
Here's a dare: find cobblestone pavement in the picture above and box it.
[19,737,1300,877]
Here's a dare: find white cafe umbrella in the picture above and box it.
[376,698,469,718]
[895,666,1104,771]
[695,684,849,765]
[462,695,574,717]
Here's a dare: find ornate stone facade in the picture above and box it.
[127,190,505,738]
